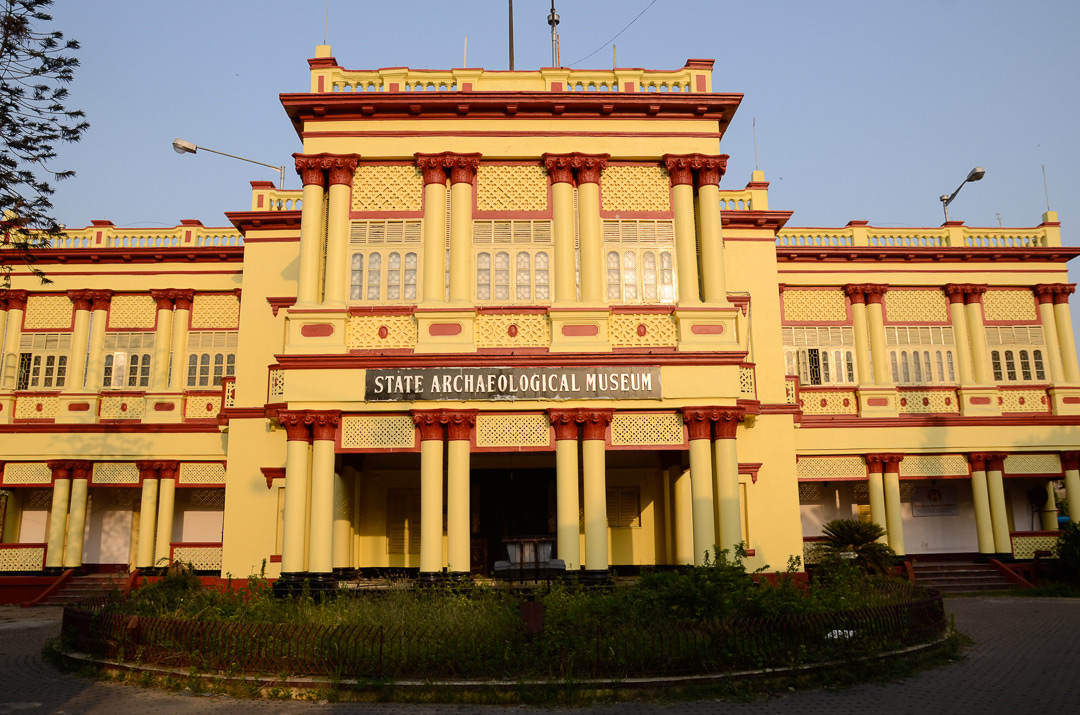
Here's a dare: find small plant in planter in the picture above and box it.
[821,519,896,575]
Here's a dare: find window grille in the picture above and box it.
[16,333,71,390]
[985,326,1046,383]
[102,332,155,388]
[185,331,238,388]
[884,326,956,385]
[782,327,856,385]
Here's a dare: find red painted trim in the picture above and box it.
[562,324,598,337]
[274,351,747,369]
[303,129,727,139]
[0,423,221,434]
[799,415,1080,428]
[428,323,462,336]
[690,324,724,335]
[300,323,335,337]
[241,236,300,243]
[776,246,1080,264]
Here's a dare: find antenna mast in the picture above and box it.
[509,0,515,70]
[548,2,560,67]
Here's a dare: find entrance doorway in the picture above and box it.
[471,469,556,574]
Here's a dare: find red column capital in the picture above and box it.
[681,407,716,441]
[326,154,361,186]
[1034,284,1057,305]
[1053,284,1076,306]
[863,284,889,305]
[309,410,342,441]
[691,154,729,188]
[1062,452,1080,472]
[415,153,449,185]
[944,284,968,305]
[277,410,313,442]
[5,290,28,312]
[548,409,581,441]
[293,153,328,188]
[842,284,867,304]
[411,409,448,441]
[445,152,482,185]
[156,461,180,481]
[662,154,696,187]
[570,153,609,185]
[88,290,113,311]
[963,284,988,305]
[968,453,987,472]
[542,153,576,185]
[712,406,745,440]
[973,452,1007,472]
[135,461,159,483]
[866,454,904,473]
[172,289,195,311]
[67,290,95,312]
[445,410,478,441]
[149,289,175,311]
[578,409,614,441]
[46,460,74,482]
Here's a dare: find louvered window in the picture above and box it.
[782,327,857,385]
[386,489,421,554]
[606,487,641,528]
[16,333,71,390]
[102,332,154,388]
[473,220,552,304]
[884,326,957,385]
[185,331,238,388]
[985,326,1046,383]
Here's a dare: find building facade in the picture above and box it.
[1,47,1078,589]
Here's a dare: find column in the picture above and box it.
[148,291,175,391]
[83,291,112,390]
[549,410,581,571]
[664,155,701,306]
[153,462,178,567]
[446,411,476,577]
[693,154,730,305]
[682,408,716,565]
[1051,285,1080,382]
[447,153,481,305]
[294,154,328,306]
[662,465,675,565]
[62,462,91,569]
[168,291,194,391]
[65,292,93,391]
[0,298,8,388]
[413,411,446,580]
[415,154,449,305]
[964,286,994,384]
[324,155,361,305]
[865,456,888,543]
[712,407,744,553]
[1040,480,1059,530]
[581,410,613,579]
[1033,285,1066,383]
[307,411,340,583]
[968,454,996,556]
[673,467,694,565]
[277,411,312,580]
[135,462,159,569]
[573,154,609,304]
[984,453,1012,556]
[881,455,905,557]
[864,285,892,385]
[843,286,873,384]
[1063,452,1080,525]
[944,285,975,385]
[1,290,27,390]
[543,154,577,305]
[44,461,72,572]
[332,467,352,577]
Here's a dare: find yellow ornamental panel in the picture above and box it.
[185,394,222,420]
[347,315,417,350]
[984,289,1037,322]
[340,415,415,449]
[475,414,551,448]
[178,463,226,485]
[609,413,684,446]
[191,294,240,329]
[1000,389,1049,413]
[108,295,157,329]
[91,463,139,485]
[100,395,145,420]
[1004,454,1062,475]
[475,313,549,348]
[898,390,960,414]
[23,295,73,330]
[351,165,423,212]
[899,454,969,478]
[601,166,671,212]
[800,389,858,415]
[1012,533,1059,560]
[172,545,223,570]
[608,313,677,348]
[884,290,948,322]
[2,463,51,485]
[14,396,59,420]
[782,290,848,322]
[475,165,549,212]
[796,456,866,479]
[0,545,45,571]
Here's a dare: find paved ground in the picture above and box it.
[1,596,1078,714]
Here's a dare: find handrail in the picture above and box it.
[22,567,74,608]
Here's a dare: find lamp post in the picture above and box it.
[172,138,286,189]
[939,166,986,222]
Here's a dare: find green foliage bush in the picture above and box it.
[1056,521,1080,580]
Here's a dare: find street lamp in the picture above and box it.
[172,138,286,189]
[939,166,986,222]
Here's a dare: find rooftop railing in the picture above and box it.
[9,221,243,251]
[777,214,1061,249]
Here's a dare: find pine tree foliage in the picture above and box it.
[0,0,87,284]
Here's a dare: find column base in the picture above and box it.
[547,309,612,352]
[416,571,445,585]
[283,308,349,355]
[957,386,1002,417]
[42,566,67,576]
[1048,386,1080,415]
[142,393,184,423]
[413,310,477,353]
[973,553,995,564]
[856,386,899,417]
[0,392,14,424]
[332,567,358,581]
[56,394,100,424]
[445,571,472,582]
[272,572,311,597]
[577,569,613,587]
[672,307,742,352]
[992,553,1014,563]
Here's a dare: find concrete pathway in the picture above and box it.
[1,596,1078,714]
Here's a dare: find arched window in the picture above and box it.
[922,351,933,383]
[912,351,923,383]
[1019,350,1033,381]
[387,252,402,300]
[350,253,364,299]
[606,251,621,300]
[476,252,491,300]
[1004,350,1017,381]
[900,351,911,383]
[935,351,945,383]
[515,251,532,300]
[642,251,658,301]
[991,350,1003,381]
[403,252,418,300]
[622,251,638,301]
[535,251,550,301]
[821,351,831,383]
[890,352,900,383]
[494,252,510,300]
[659,251,675,302]
[366,252,382,301]
[845,350,855,383]
[1033,350,1046,380]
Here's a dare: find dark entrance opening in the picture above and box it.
[471,469,556,575]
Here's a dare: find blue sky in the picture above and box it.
[48,1,1080,242]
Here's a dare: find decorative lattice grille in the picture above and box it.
[268,369,286,400]
[92,463,139,485]
[340,415,415,449]
[108,295,157,329]
[99,395,144,420]
[0,545,45,571]
[796,456,866,479]
[475,414,551,448]
[347,316,418,350]
[785,378,798,404]
[191,294,240,329]
[189,489,226,508]
[475,165,549,212]
[782,290,848,322]
[1004,454,1062,475]
[172,544,223,571]
[798,482,823,503]
[178,463,226,485]
[14,396,59,420]
[1012,533,1060,560]
[1000,389,1050,413]
[899,482,916,501]
[109,489,138,508]
[739,366,755,396]
[185,394,221,419]
[803,540,825,566]
[853,481,869,504]
[984,289,1037,322]
[899,454,969,477]
[475,314,549,348]
[800,390,858,415]
[352,165,423,212]
[25,489,53,508]
[600,166,671,212]
[607,313,677,348]
[609,413,684,446]
[2,463,51,485]
[898,390,960,414]
[884,289,948,322]
[23,295,72,330]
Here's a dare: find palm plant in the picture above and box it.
[821,519,896,574]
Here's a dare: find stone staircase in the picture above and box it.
[39,572,127,606]
[909,559,1015,593]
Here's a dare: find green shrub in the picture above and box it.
[1056,521,1080,580]
[821,519,896,575]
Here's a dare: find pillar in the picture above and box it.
[964,286,994,384]
[324,155,361,305]
[1063,452,1080,525]
[62,462,91,569]
[447,153,481,305]
[984,453,1012,556]
[543,154,578,305]
[413,411,446,580]
[682,408,716,565]
[693,154,731,305]
[307,412,340,583]
[277,411,312,579]
[864,285,892,385]
[446,411,476,577]
[581,410,613,579]
[1049,285,1080,382]
[865,457,888,544]
[573,154,608,304]
[843,286,873,384]
[153,462,178,567]
[712,407,744,554]
[968,454,996,556]
[294,154,328,306]
[44,462,72,571]
[65,292,93,391]
[0,300,8,390]
[662,465,675,565]
[415,154,449,305]
[944,285,975,384]
[673,467,694,565]
[881,455,905,557]
[148,291,175,391]
[168,291,193,390]
[1040,480,1059,531]
[332,467,352,577]
[664,155,701,306]
[550,410,581,571]
[83,291,112,390]
[1,290,27,390]
[135,462,159,569]
[1033,285,1066,384]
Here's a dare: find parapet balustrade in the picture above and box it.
[13,222,244,251]
[776,222,1059,249]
